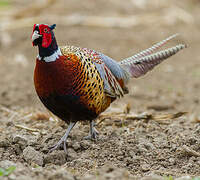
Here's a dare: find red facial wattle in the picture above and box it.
[32,24,52,48]
[39,25,52,48]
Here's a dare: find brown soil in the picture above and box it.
[0,0,200,179]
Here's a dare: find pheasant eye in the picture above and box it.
[44,28,48,33]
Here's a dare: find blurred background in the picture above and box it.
[0,0,199,115]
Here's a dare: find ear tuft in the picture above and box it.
[49,24,56,30]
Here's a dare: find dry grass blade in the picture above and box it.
[152,112,187,121]
[126,112,152,120]
[97,112,186,126]
[14,124,42,134]
[147,104,174,111]
[97,112,151,126]
[47,111,59,122]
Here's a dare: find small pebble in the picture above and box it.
[0,139,10,148]
[12,134,28,148]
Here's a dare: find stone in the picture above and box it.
[23,146,43,166]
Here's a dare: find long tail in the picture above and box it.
[119,34,187,78]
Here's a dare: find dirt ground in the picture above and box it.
[0,0,200,179]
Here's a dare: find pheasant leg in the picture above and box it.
[84,120,99,140]
[49,121,76,153]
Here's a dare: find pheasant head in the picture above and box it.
[31,24,58,59]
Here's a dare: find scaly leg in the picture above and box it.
[49,121,76,153]
[84,120,99,140]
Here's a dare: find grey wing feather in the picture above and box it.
[98,53,130,82]
[93,62,116,97]
[92,53,127,97]
[82,48,127,98]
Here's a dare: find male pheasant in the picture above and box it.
[32,23,186,152]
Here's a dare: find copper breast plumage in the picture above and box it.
[34,46,112,122]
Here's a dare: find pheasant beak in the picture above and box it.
[32,30,42,42]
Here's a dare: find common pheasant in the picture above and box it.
[32,23,186,152]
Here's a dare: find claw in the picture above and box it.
[49,143,61,152]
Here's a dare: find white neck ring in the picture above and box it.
[37,48,62,62]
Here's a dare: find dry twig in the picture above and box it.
[14,124,46,135]
[177,145,200,157]
[15,124,40,132]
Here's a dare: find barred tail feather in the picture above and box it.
[119,34,179,65]
[121,44,186,78]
